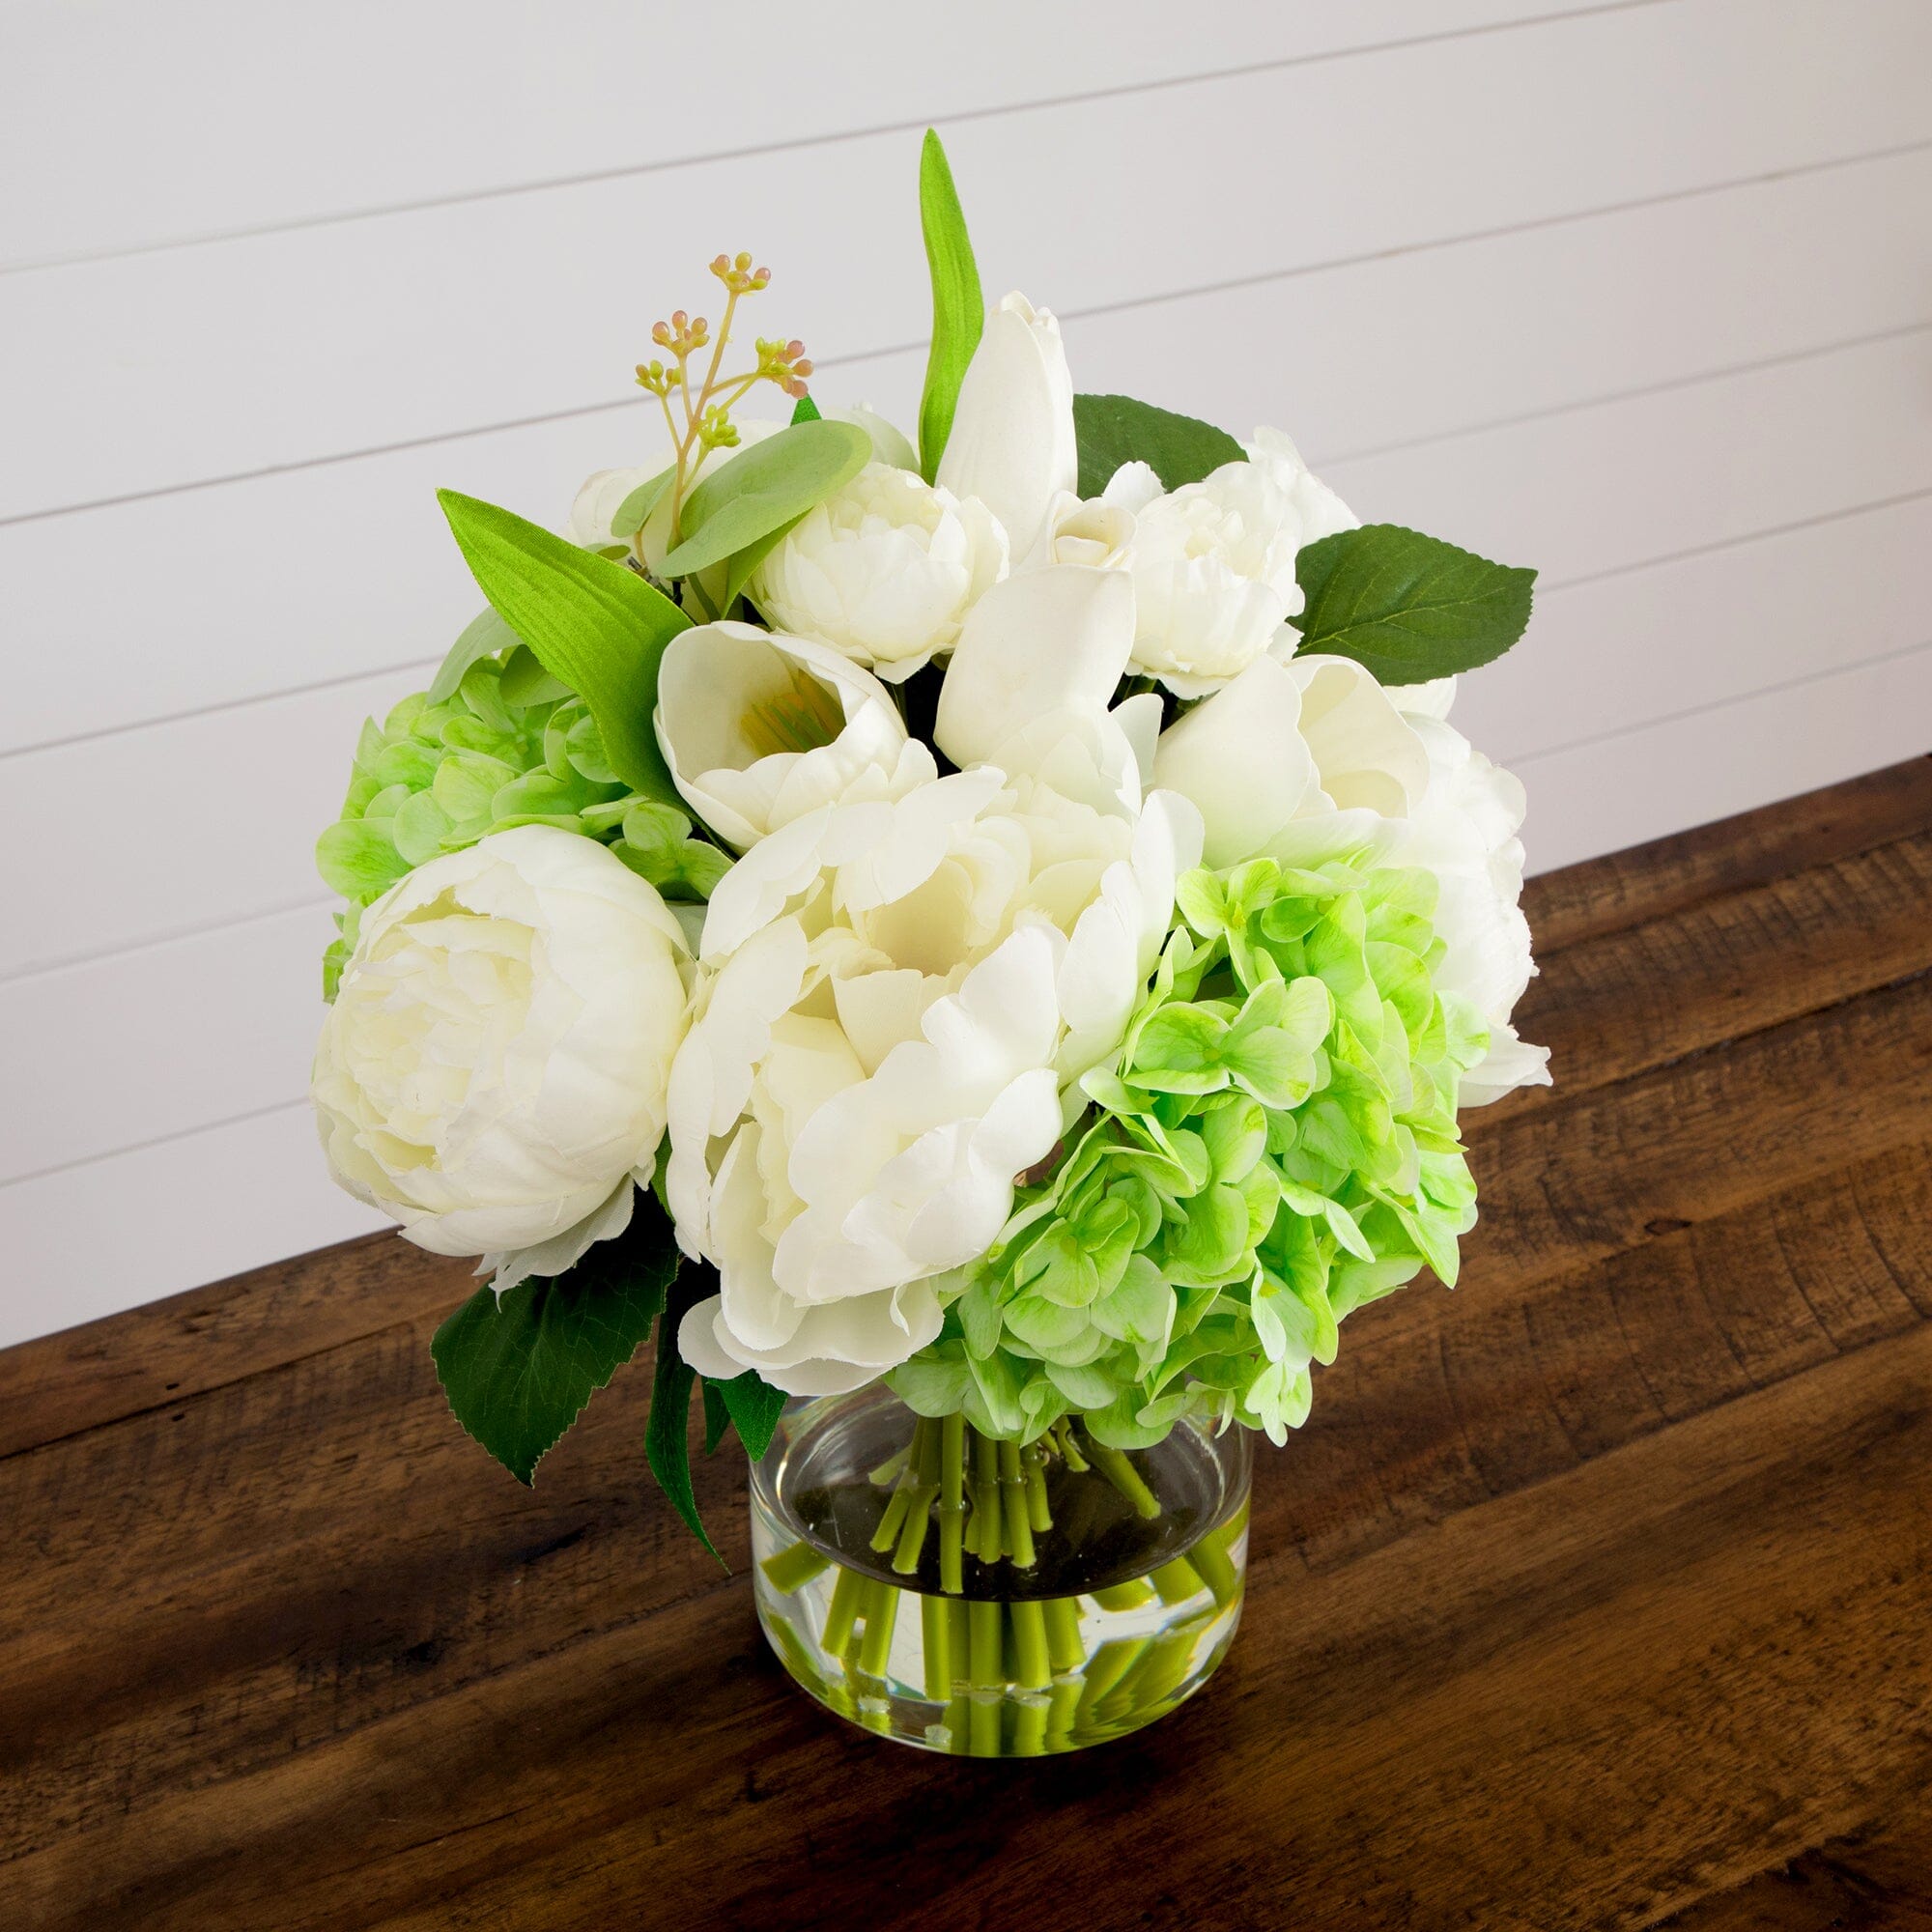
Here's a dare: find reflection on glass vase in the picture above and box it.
[749,1384,1251,1756]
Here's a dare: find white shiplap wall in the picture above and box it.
[2,0,1928,1346]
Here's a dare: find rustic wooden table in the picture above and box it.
[4,761,1930,1931]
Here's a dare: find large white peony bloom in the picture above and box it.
[747,460,1008,680]
[654,621,934,850]
[1104,428,1357,696]
[1152,656,1548,1104]
[312,826,692,1288]
[668,572,1202,1393]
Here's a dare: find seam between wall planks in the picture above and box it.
[0,0,1678,276]
[6,132,1927,533]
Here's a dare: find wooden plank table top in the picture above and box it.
[4,758,1931,1931]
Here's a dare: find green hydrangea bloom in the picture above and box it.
[888,854,1488,1449]
[317,653,726,997]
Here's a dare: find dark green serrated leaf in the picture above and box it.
[610,465,675,540]
[428,607,521,706]
[437,489,690,806]
[706,1370,788,1462]
[657,418,870,582]
[498,643,572,707]
[1072,393,1244,499]
[701,1378,733,1456]
[645,1265,721,1560]
[429,1194,676,1486]
[1292,524,1536,683]
[916,128,983,483]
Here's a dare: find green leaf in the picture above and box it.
[645,1266,721,1559]
[790,393,822,425]
[315,817,408,902]
[437,489,691,806]
[428,607,521,706]
[1292,524,1535,683]
[704,1370,788,1462]
[916,128,984,483]
[429,1200,675,1486]
[658,418,869,583]
[609,465,675,541]
[1072,393,1243,499]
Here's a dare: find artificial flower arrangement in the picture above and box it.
[311,132,1546,1756]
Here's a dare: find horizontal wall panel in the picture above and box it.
[5,333,1923,980]
[0,1104,389,1351]
[1516,644,1932,873]
[1458,493,1932,765]
[1321,329,1932,588]
[12,146,1931,754]
[0,906,334,1185]
[5,0,1926,520]
[7,495,1925,1189]
[0,0,1628,270]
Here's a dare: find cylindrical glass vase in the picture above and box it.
[749,1384,1251,1756]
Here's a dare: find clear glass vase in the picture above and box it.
[749,1384,1251,1756]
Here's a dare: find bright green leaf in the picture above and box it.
[437,488,690,807]
[916,128,984,483]
[499,643,572,707]
[315,818,408,902]
[1293,524,1535,683]
[790,393,822,425]
[645,1266,721,1560]
[1072,393,1244,499]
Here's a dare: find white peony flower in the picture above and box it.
[1105,428,1357,696]
[668,753,1201,1395]
[654,621,935,850]
[937,292,1079,563]
[1395,718,1551,1105]
[312,826,692,1290]
[747,460,1009,681]
[1152,652,1431,868]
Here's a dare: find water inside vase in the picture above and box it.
[749,1384,1250,1756]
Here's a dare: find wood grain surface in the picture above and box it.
[3,757,1929,1931]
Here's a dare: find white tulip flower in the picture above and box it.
[747,460,1009,680]
[668,758,1200,1394]
[938,292,1079,564]
[312,826,692,1292]
[654,621,935,850]
[1105,428,1357,696]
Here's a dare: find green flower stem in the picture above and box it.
[759,1541,830,1595]
[1097,1623,1204,1724]
[946,1596,972,1688]
[968,1599,1003,1692]
[1045,1674,1083,1749]
[944,1691,971,1753]
[1022,1442,1053,1533]
[921,1591,953,1701]
[1187,1511,1244,1608]
[867,1444,911,1488]
[998,1440,1037,1568]
[1042,1595,1087,1675]
[1010,1695,1049,1757]
[820,1564,865,1659]
[891,1422,941,1576]
[1008,1600,1052,1691]
[1075,1636,1148,1725]
[971,1428,1003,1561]
[937,1413,967,1593]
[1078,1428,1160,1520]
[1151,1556,1206,1607]
[870,1417,932,1556]
[856,1577,899,1678]
[1089,1577,1157,1613]
[968,1693,1002,1756]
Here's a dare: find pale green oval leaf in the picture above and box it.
[427,606,521,706]
[657,418,870,580]
[610,464,675,540]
